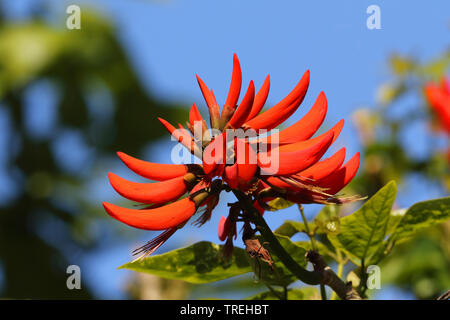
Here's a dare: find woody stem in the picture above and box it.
[232,189,321,285]
[232,189,362,299]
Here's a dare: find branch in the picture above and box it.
[232,190,321,285]
[232,189,362,300]
[437,289,450,300]
[306,250,362,300]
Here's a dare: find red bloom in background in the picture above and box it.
[103,54,361,257]
[424,77,450,134]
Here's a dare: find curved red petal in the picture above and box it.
[244,70,310,130]
[264,176,298,191]
[103,198,196,230]
[158,117,196,153]
[108,173,187,204]
[196,74,216,109]
[315,152,360,194]
[196,75,220,127]
[223,163,239,189]
[277,119,344,152]
[228,80,255,129]
[117,152,187,181]
[258,130,334,176]
[246,75,270,121]
[259,91,328,145]
[189,103,203,126]
[202,132,227,176]
[294,147,346,181]
[224,53,242,109]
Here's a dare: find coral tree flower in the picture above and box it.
[424,77,450,135]
[103,54,361,258]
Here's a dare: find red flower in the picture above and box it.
[103,54,360,257]
[424,77,450,134]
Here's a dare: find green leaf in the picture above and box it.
[267,197,295,211]
[329,181,397,265]
[274,220,310,238]
[274,234,308,268]
[314,205,341,235]
[364,198,450,265]
[248,287,318,300]
[119,241,252,284]
[390,54,416,75]
[391,197,450,243]
[376,82,406,105]
[386,208,407,235]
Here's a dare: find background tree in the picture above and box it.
[0,8,186,298]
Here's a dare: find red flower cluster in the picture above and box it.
[103,54,360,257]
[424,77,450,134]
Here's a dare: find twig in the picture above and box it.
[437,289,450,300]
[298,205,317,250]
[232,189,321,285]
[306,250,362,300]
[232,189,362,300]
[298,205,326,300]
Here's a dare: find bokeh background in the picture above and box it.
[0,0,448,299]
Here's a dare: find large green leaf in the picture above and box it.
[363,197,450,265]
[274,234,308,268]
[274,220,310,238]
[391,197,450,243]
[386,208,407,235]
[329,181,397,265]
[248,287,318,300]
[119,241,252,284]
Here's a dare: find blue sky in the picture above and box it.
[1,0,449,299]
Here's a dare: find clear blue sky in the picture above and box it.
[1,0,449,299]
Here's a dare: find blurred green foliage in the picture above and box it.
[352,52,450,196]
[349,52,450,299]
[0,9,187,298]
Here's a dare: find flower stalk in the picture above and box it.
[232,189,362,300]
[298,205,326,300]
[232,189,321,285]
